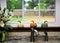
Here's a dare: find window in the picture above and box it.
[7,0,55,22]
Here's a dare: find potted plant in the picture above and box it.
[0,8,13,42]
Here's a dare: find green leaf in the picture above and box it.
[4,25,13,30]
[2,32,5,41]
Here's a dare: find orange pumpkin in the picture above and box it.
[30,22,37,28]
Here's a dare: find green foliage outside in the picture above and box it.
[25,0,55,11]
[7,0,22,10]
[34,0,55,11]
[10,17,23,22]
[7,0,55,11]
[24,0,38,9]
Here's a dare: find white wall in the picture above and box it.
[0,0,1,7]
[55,0,60,26]
[0,0,7,10]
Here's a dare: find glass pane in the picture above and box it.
[10,10,23,22]
[24,0,39,22]
[7,0,23,22]
[40,11,55,22]
[40,0,55,22]
[24,10,39,22]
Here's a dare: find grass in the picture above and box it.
[10,17,23,22]
[9,16,55,22]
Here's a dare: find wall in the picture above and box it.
[0,0,7,10]
[55,0,60,26]
[0,0,1,7]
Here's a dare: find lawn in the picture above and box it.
[10,17,23,22]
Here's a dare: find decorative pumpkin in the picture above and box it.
[30,21,37,28]
[41,21,48,28]
[18,22,24,27]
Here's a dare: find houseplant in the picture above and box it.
[0,8,13,42]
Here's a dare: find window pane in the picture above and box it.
[10,10,23,22]
[40,11,55,22]
[7,0,23,22]
[24,10,39,22]
[40,0,55,22]
[24,0,39,22]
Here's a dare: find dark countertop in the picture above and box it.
[9,27,60,32]
[0,27,60,32]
